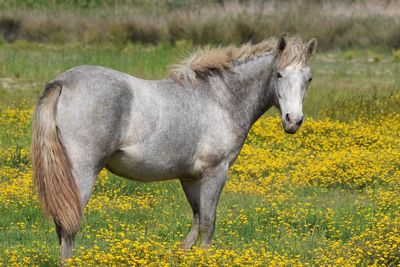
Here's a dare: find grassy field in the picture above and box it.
[0,42,400,266]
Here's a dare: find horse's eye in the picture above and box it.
[277,72,282,78]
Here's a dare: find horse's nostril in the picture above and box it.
[296,116,304,126]
[285,113,291,122]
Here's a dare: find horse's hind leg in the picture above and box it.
[55,220,75,260]
[56,159,101,261]
[180,178,201,250]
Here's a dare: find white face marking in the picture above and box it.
[275,65,312,133]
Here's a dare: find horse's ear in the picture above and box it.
[277,33,287,53]
[306,37,317,58]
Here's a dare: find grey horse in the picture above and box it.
[31,34,317,261]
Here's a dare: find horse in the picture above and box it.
[31,34,317,261]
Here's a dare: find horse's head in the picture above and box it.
[272,34,317,134]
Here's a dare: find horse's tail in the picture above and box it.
[32,81,82,235]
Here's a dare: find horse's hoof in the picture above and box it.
[180,244,192,251]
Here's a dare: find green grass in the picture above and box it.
[0,170,378,263]
[0,42,399,265]
[0,168,389,265]
[0,42,184,109]
[1,41,399,117]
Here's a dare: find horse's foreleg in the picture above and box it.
[199,162,228,247]
[180,178,201,250]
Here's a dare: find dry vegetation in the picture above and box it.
[1,0,400,49]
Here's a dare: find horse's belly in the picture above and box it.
[105,145,190,182]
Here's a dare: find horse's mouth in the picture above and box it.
[282,121,300,134]
[284,128,297,134]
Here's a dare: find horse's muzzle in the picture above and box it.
[282,113,303,134]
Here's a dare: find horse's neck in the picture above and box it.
[210,53,276,130]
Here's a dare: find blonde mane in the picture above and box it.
[169,36,308,84]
